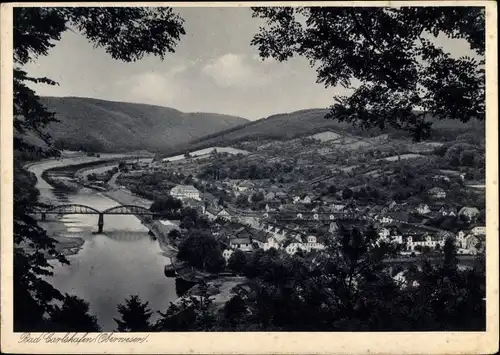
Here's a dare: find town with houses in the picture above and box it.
[110,133,486,276]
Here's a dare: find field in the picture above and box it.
[309,131,342,142]
[382,154,425,161]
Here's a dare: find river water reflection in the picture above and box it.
[39,179,177,331]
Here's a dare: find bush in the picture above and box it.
[228,250,247,274]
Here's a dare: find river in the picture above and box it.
[28,157,177,331]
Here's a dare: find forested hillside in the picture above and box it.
[38,96,249,152]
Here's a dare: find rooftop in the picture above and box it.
[230,238,251,244]
[171,185,199,193]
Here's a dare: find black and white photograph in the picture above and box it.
[1,2,498,354]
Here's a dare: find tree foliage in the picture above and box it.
[114,295,153,332]
[177,230,226,273]
[155,281,216,331]
[228,249,247,273]
[149,195,183,215]
[219,225,485,331]
[251,7,485,141]
[47,294,101,332]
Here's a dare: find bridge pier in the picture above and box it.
[41,212,46,221]
[98,213,104,234]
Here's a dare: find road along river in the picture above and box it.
[28,157,177,331]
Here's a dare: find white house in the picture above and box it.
[432,175,451,183]
[470,226,486,236]
[285,242,307,255]
[229,237,253,252]
[285,236,325,255]
[222,249,234,263]
[218,209,232,221]
[330,203,346,212]
[264,191,276,201]
[456,230,483,254]
[463,234,483,254]
[456,230,468,249]
[265,201,281,212]
[375,214,395,224]
[393,271,420,289]
[439,206,457,217]
[406,234,445,251]
[170,185,201,201]
[329,222,339,234]
[302,195,312,204]
[428,187,447,199]
[378,228,391,239]
[458,206,480,220]
[416,204,431,215]
[263,235,281,251]
[236,180,254,193]
[391,234,404,244]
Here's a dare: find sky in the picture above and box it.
[22,7,479,121]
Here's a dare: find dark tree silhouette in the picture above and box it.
[48,294,100,332]
[342,187,354,200]
[177,230,225,273]
[251,7,485,141]
[223,295,248,325]
[149,195,183,216]
[114,295,153,332]
[228,249,248,274]
[155,281,216,331]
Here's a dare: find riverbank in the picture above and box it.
[37,221,86,260]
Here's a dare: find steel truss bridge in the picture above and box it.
[36,204,168,233]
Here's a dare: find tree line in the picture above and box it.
[45,225,485,332]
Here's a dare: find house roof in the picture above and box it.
[251,230,269,243]
[230,238,251,244]
[280,204,299,212]
[386,212,408,221]
[183,198,204,206]
[202,192,217,201]
[409,234,426,242]
[399,224,427,235]
[429,187,445,193]
[234,226,246,234]
[171,185,199,194]
[459,206,480,214]
[275,212,296,220]
[206,207,221,215]
[239,180,255,187]
[235,229,253,240]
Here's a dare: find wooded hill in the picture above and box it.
[38,96,249,153]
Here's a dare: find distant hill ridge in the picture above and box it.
[37,97,483,155]
[39,96,249,152]
[162,108,484,157]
